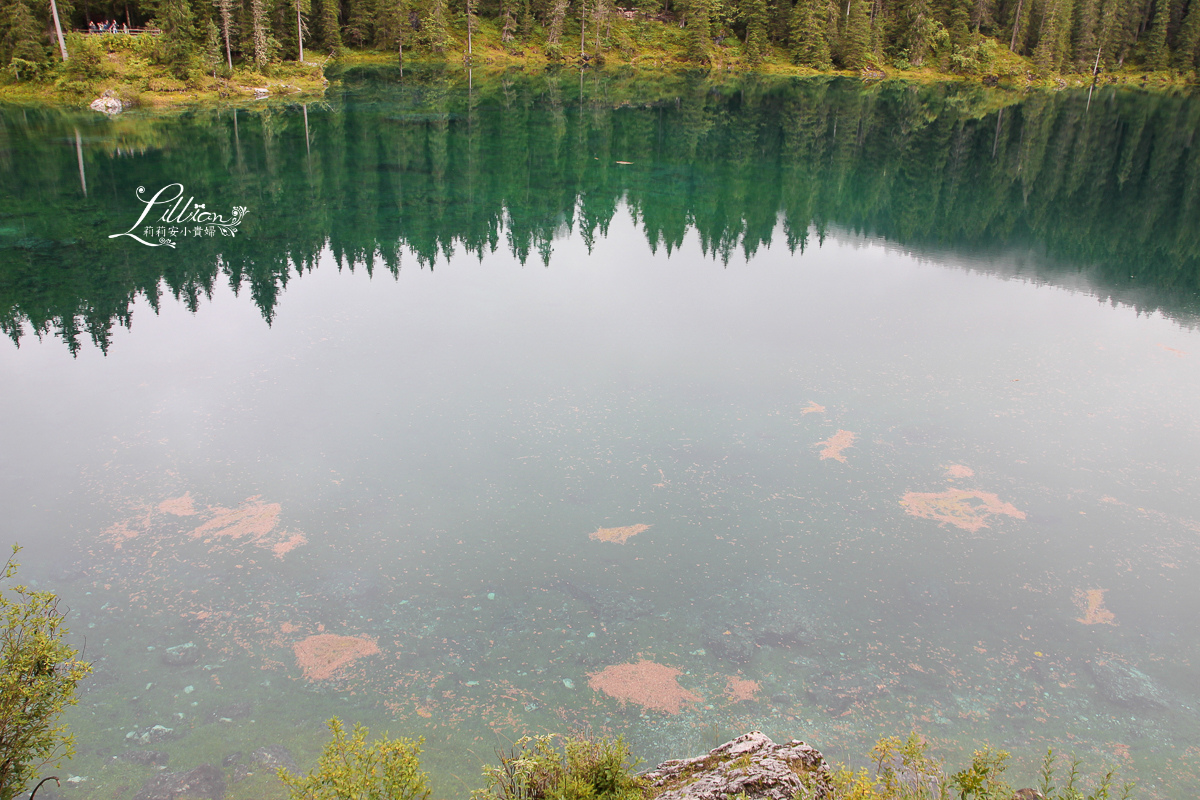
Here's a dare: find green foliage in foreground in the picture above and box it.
[830,733,1134,800]
[0,546,91,800]
[475,733,645,800]
[282,723,1133,800]
[278,718,430,800]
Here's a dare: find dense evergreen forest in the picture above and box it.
[3,0,1200,84]
[2,71,1199,354]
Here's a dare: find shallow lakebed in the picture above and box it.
[2,70,1200,798]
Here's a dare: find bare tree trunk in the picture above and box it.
[49,0,68,60]
[1009,0,1024,51]
[296,0,305,60]
[214,0,233,70]
[580,0,586,55]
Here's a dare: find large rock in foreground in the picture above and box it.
[643,731,830,800]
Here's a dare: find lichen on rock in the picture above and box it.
[643,731,830,800]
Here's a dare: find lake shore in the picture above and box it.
[1,18,1194,110]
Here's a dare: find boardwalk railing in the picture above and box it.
[77,27,162,35]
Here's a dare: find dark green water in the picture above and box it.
[3,70,1200,799]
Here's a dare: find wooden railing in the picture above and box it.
[77,26,162,35]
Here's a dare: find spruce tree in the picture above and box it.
[788,0,832,67]
[941,0,970,48]
[158,0,198,76]
[423,0,448,52]
[204,19,223,74]
[545,0,568,55]
[838,0,871,66]
[682,0,712,61]
[313,0,342,53]
[742,0,769,63]
[1175,0,1200,69]
[1141,0,1169,69]
[891,0,938,65]
[1073,0,1099,70]
[345,0,376,46]
[1,0,46,74]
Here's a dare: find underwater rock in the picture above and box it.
[703,579,827,664]
[161,642,201,667]
[250,744,298,773]
[806,669,889,716]
[552,578,653,621]
[229,743,297,782]
[118,750,169,767]
[705,624,758,664]
[204,702,252,723]
[642,731,830,800]
[133,764,225,800]
[1089,658,1170,710]
[129,725,180,745]
[317,567,381,604]
[233,744,299,781]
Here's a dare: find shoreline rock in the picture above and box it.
[89,90,128,115]
[643,731,831,800]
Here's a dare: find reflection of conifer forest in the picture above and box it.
[2,69,1199,354]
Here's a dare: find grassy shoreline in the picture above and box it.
[0,15,1195,109]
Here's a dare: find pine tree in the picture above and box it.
[891,0,939,65]
[423,0,448,52]
[1073,0,1100,70]
[940,0,971,47]
[158,0,198,76]
[838,0,872,66]
[545,0,568,55]
[204,19,223,74]
[313,0,342,53]
[742,0,769,63]
[681,0,712,61]
[1141,0,1169,69]
[788,0,832,66]
[1175,0,1200,69]
[345,0,376,46]
[1,0,46,74]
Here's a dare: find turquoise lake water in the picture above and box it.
[2,70,1200,798]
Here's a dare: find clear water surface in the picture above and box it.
[2,69,1200,798]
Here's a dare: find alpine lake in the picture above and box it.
[3,67,1200,799]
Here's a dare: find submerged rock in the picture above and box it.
[552,578,653,621]
[703,578,828,664]
[118,750,169,767]
[128,725,180,745]
[250,745,298,773]
[161,642,201,667]
[1089,657,1170,710]
[133,764,225,800]
[643,731,830,800]
[232,744,298,782]
[205,702,252,723]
